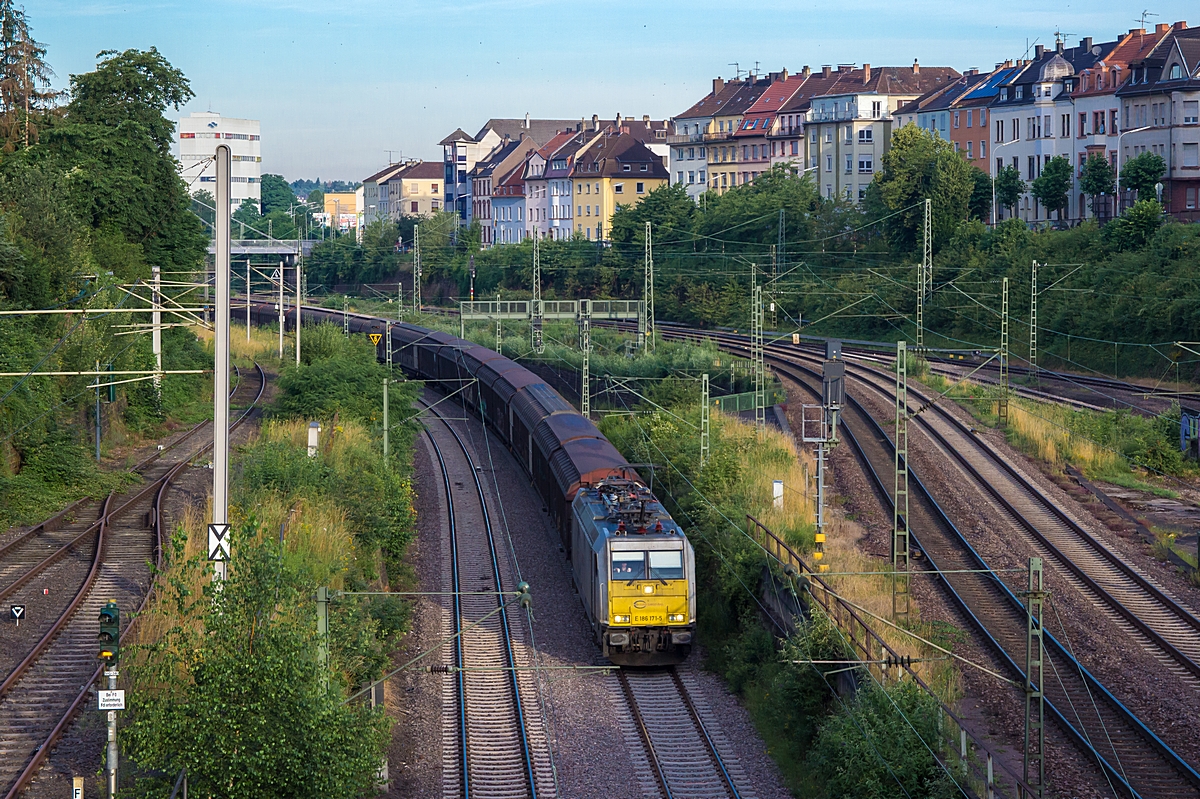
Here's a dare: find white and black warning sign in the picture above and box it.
[10,604,25,626]
[208,523,231,562]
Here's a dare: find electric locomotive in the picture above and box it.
[571,478,695,666]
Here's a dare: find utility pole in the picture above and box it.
[343,295,349,337]
[700,372,710,467]
[917,198,931,350]
[296,253,302,366]
[893,340,911,622]
[413,225,422,315]
[212,144,232,584]
[316,587,330,693]
[104,663,119,797]
[532,234,544,354]
[383,378,389,468]
[277,262,284,359]
[151,265,162,402]
[1000,277,1010,427]
[386,322,393,370]
[1024,557,1047,799]
[580,300,591,417]
[246,261,251,342]
[496,293,502,354]
[770,244,778,330]
[94,360,102,462]
[1029,260,1038,375]
[752,279,765,433]
[469,254,476,303]
[644,221,655,352]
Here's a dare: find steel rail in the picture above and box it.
[1,362,265,799]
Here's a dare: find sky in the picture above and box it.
[34,1,1198,183]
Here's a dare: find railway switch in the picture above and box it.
[98,600,120,664]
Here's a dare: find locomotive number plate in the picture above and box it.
[633,614,664,625]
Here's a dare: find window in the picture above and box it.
[683,171,691,184]
[826,155,833,172]
[791,140,799,155]
[825,128,833,143]
[967,141,974,160]
[966,110,973,129]
[859,188,867,201]
[614,183,624,194]
[742,145,749,160]
[1171,64,1184,80]
[996,119,1004,142]
[649,550,683,580]
[1061,114,1070,138]
[858,155,874,173]
[431,200,439,210]
[1028,155,1035,180]
[1044,116,1052,137]
[699,147,705,157]
[1015,86,1023,100]
[1184,143,1199,168]
[872,101,882,118]
[1012,119,1020,140]
[676,148,684,160]
[979,109,986,126]
[996,157,1003,174]
[1000,87,1008,101]
[981,140,987,158]
[636,182,645,193]
[1094,111,1106,135]
[1185,101,1199,124]
[752,145,759,160]
[699,170,705,183]
[687,147,694,159]
[578,205,583,217]
[811,130,818,143]
[623,164,631,172]
[954,111,960,128]
[1187,187,1196,209]
[845,154,853,173]
[411,201,418,212]
[859,128,873,142]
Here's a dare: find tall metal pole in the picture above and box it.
[580,299,591,417]
[644,220,655,352]
[151,265,162,402]
[769,244,778,330]
[296,253,302,366]
[383,378,389,468]
[752,278,765,433]
[700,372,710,467]
[413,225,421,315]
[277,261,284,359]
[532,234,543,354]
[1029,260,1038,374]
[386,322,393,370]
[246,260,251,341]
[893,340,910,622]
[213,144,232,583]
[1000,277,1010,427]
[105,667,118,798]
[917,198,931,350]
[343,295,349,336]
[316,586,329,693]
[496,293,502,354]
[94,359,101,462]
[1024,557,1046,799]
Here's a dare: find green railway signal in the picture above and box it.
[98,600,120,664]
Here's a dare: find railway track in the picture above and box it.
[658,326,1200,797]
[0,362,266,799]
[615,667,749,799]
[421,397,555,799]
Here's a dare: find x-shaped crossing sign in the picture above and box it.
[208,523,231,562]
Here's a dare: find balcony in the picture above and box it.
[667,133,705,144]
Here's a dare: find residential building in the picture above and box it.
[524,131,578,239]
[807,61,960,203]
[668,81,723,201]
[383,161,444,220]
[732,71,809,184]
[440,116,576,222]
[177,111,261,209]
[362,163,409,226]
[703,76,772,195]
[470,135,537,247]
[323,191,358,231]
[571,132,669,241]
[1116,22,1200,221]
[492,162,529,245]
[768,66,844,173]
[947,66,1019,170]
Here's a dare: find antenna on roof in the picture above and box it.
[728,62,743,80]
[1135,9,1158,29]
[385,150,402,165]
[1053,29,1075,48]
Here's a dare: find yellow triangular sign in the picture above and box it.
[369,333,382,346]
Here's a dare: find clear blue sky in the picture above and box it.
[35,1,1196,183]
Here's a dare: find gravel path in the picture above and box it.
[386,401,791,798]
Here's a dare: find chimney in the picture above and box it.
[802,65,811,78]
[1175,21,1188,30]
[524,112,530,129]
[1056,39,1064,54]
[643,114,651,127]
[1129,28,1145,35]
[1035,44,1045,59]
[1080,36,1092,52]
[821,65,831,78]
[713,77,725,94]
[616,113,623,128]
[912,58,920,74]
[863,63,872,83]
[592,114,599,131]
[780,68,788,80]
[1156,22,1169,33]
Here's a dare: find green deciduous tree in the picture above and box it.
[872,124,974,252]
[1103,199,1164,251]
[261,173,297,215]
[968,166,993,222]
[1080,154,1115,215]
[1031,155,1073,220]
[994,165,1025,219]
[1120,151,1166,201]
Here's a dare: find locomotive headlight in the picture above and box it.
[668,614,686,622]
[642,585,654,594]
[613,614,630,623]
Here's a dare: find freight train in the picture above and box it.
[247,301,694,665]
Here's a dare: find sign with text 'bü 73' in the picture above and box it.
[369,333,382,346]
[98,689,125,710]
[208,523,231,562]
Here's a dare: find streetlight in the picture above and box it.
[991,138,1021,226]
[1115,124,1153,212]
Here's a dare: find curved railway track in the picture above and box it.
[615,667,748,799]
[0,362,266,799]
[420,397,554,799]
[659,326,1200,797]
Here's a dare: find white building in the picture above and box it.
[177,112,261,209]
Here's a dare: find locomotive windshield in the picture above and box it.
[611,550,683,580]
[612,552,645,579]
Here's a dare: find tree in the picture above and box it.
[1031,155,1073,220]
[261,173,296,216]
[1079,154,1115,215]
[609,182,697,250]
[994,165,1025,218]
[1120,151,1166,202]
[872,124,974,252]
[0,1,57,148]
[1103,199,1164,251]
[968,166,993,222]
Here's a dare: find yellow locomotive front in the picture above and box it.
[570,480,695,666]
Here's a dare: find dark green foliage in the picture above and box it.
[306,219,404,286]
[124,526,390,799]
[261,173,297,215]
[1120,151,1166,201]
[967,167,993,222]
[1103,199,1165,251]
[993,165,1025,216]
[873,125,974,252]
[1031,155,1072,219]
[274,325,393,421]
[1080,154,1115,211]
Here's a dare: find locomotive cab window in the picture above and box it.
[648,550,683,580]
[612,552,645,580]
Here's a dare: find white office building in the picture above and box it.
[177,112,262,209]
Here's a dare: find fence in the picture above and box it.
[746,514,1031,799]
[711,384,787,413]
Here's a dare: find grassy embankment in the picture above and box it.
[123,323,421,798]
[601,395,965,798]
